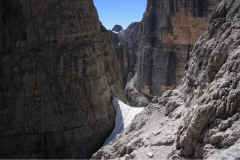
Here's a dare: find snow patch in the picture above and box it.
[104,98,144,145]
[112,31,120,34]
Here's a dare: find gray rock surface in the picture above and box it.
[92,0,240,159]
[109,22,149,106]
[110,22,142,86]
[136,0,221,96]
[110,0,221,103]
[125,74,150,107]
[110,0,221,105]
[110,25,123,48]
[0,0,124,158]
[177,0,240,157]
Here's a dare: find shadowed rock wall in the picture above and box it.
[0,0,124,158]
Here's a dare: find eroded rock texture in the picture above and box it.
[177,0,240,157]
[93,0,240,159]
[109,0,220,104]
[110,23,142,86]
[110,23,150,106]
[121,22,142,83]
[0,0,124,158]
[110,25,127,87]
[136,0,221,96]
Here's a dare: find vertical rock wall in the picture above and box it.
[110,23,142,87]
[0,0,124,158]
[136,0,221,96]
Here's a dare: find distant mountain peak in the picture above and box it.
[112,25,123,32]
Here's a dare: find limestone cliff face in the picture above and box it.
[93,0,240,159]
[121,22,142,80]
[109,23,150,106]
[109,25,128,87]
[110,23,142,86]
[136,0,221,96]
[176,0,240,156]
[0,0,124,158]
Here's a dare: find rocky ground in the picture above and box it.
[92,0,240,159]
[92,90,185,160]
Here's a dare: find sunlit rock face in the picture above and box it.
[108,0,220,105]
[93,1,240,159]
[0,0,124,158]
[136,0,221,96]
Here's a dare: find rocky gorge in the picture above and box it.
[93,0,240,159]
[0,0,240,159]
[112,0,221,100]
[109,0,222,107]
